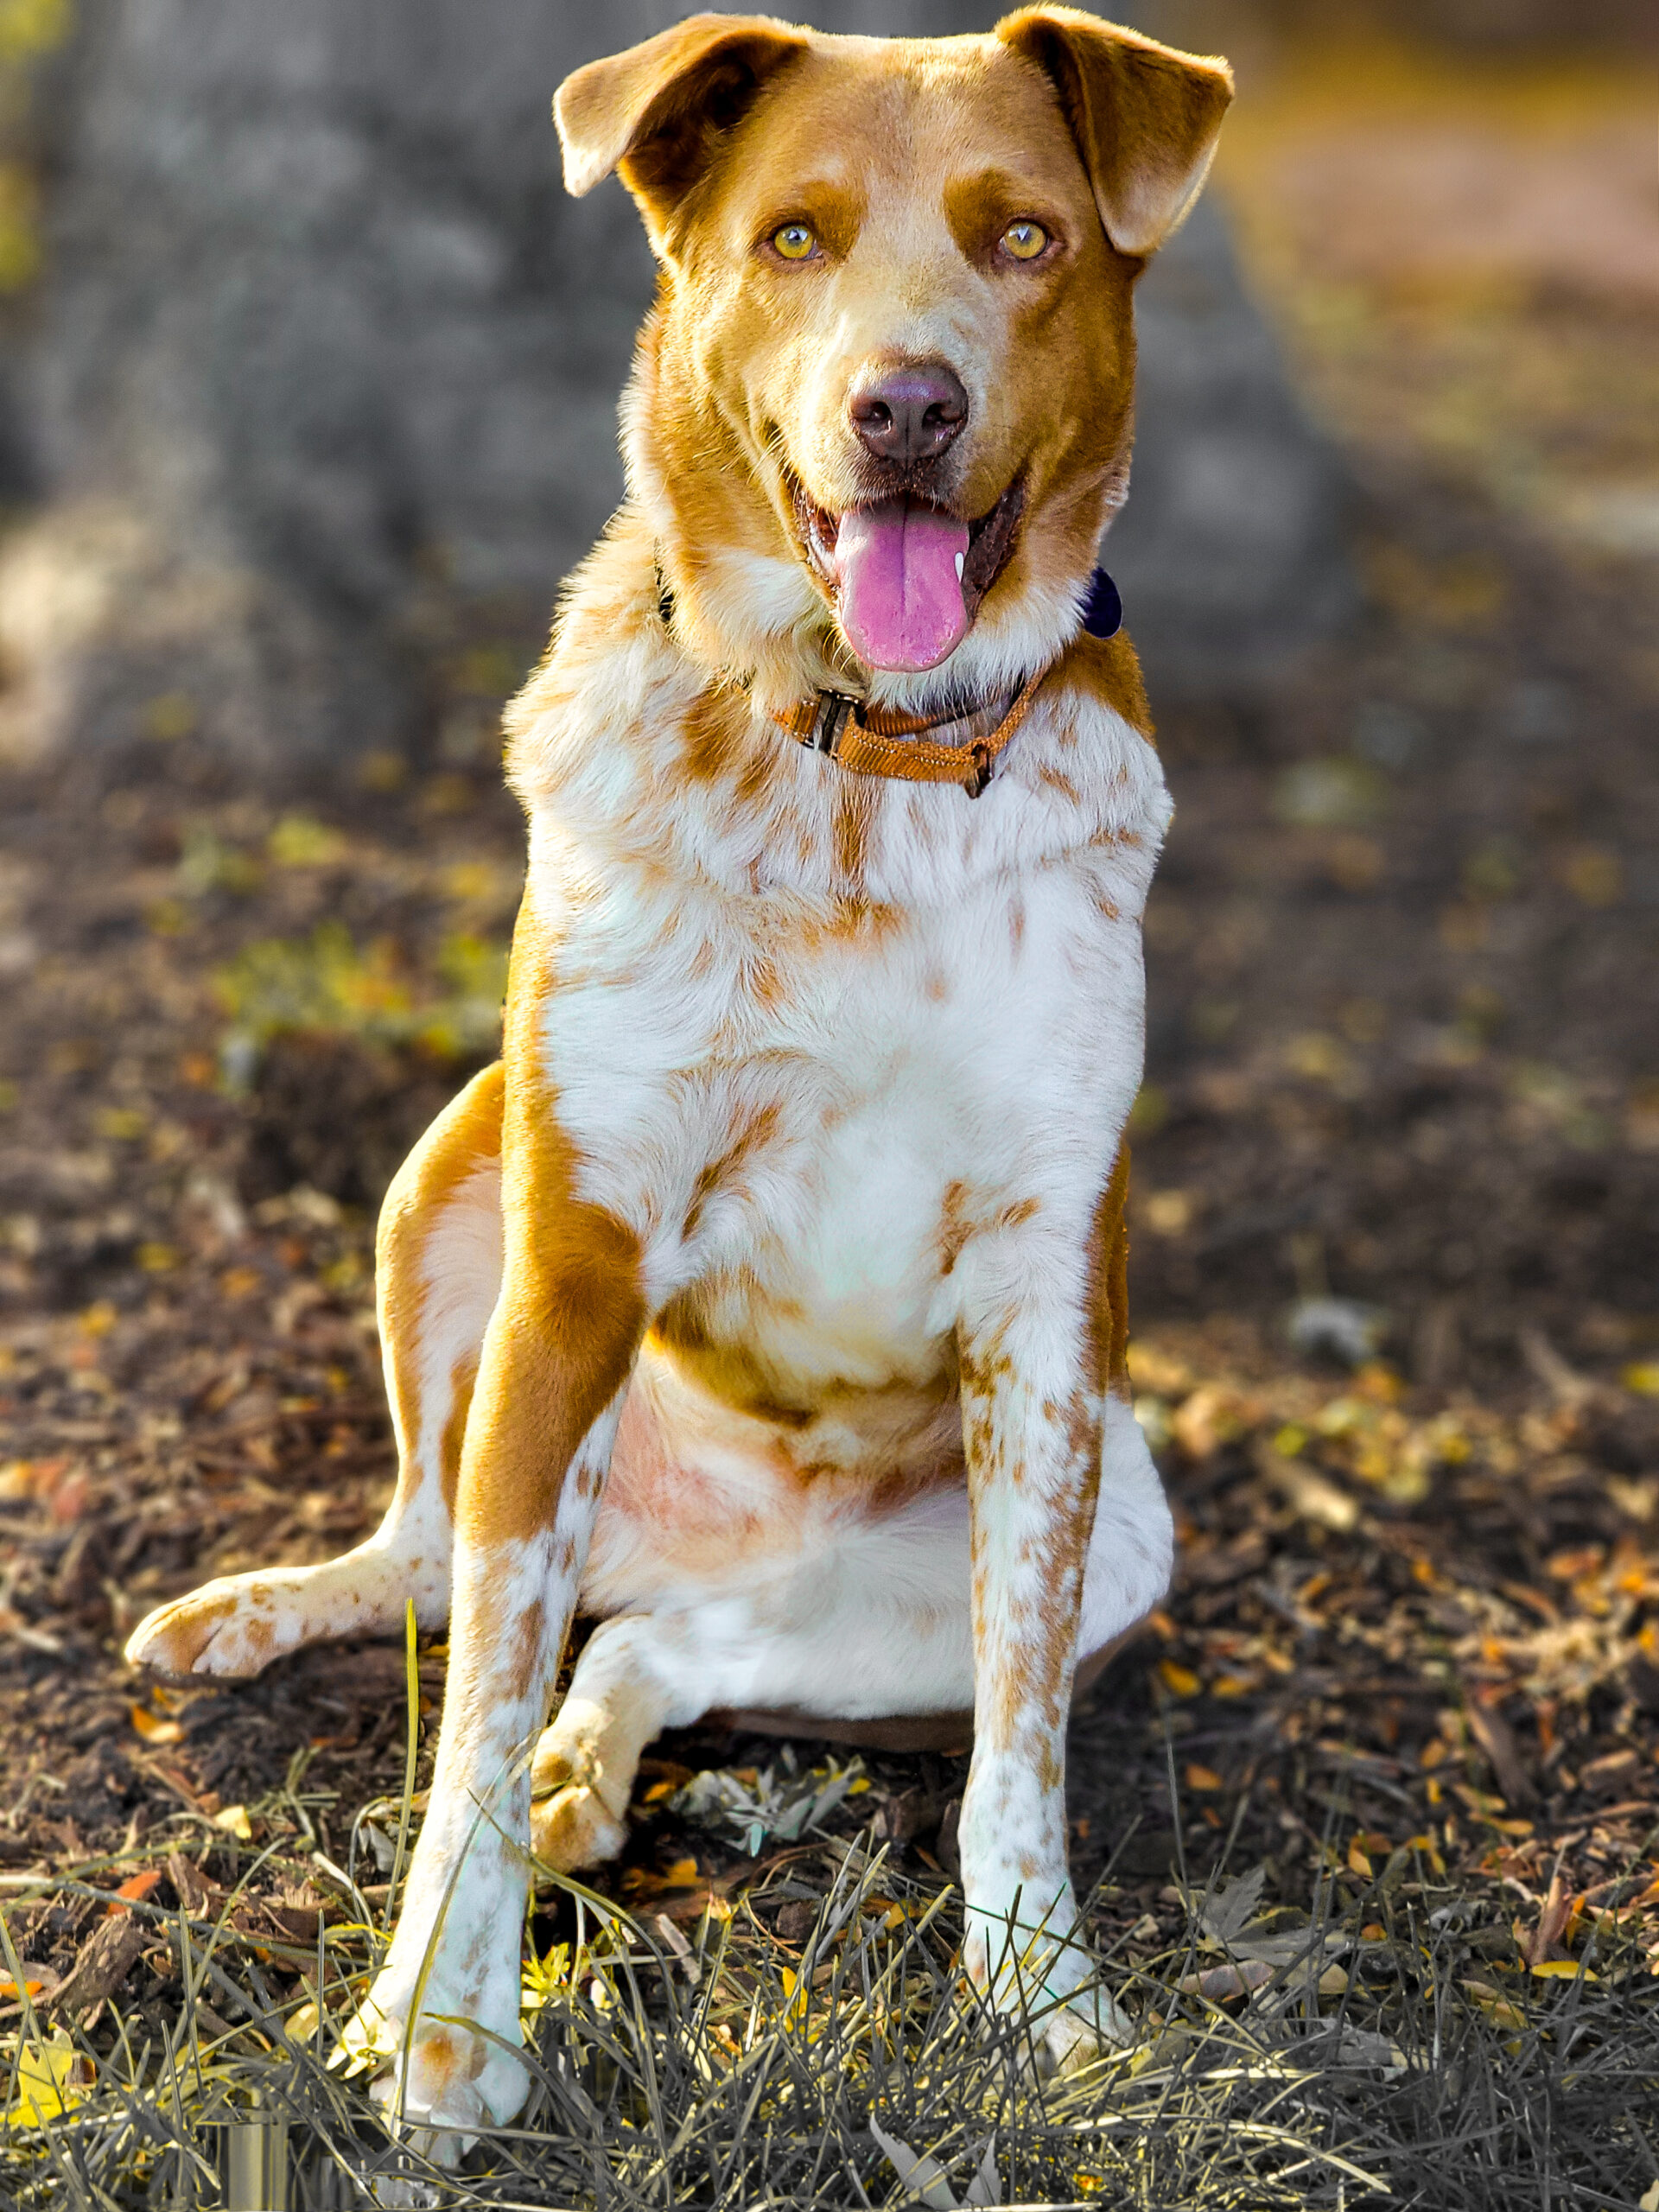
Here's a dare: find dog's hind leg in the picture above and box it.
[125,1063,505,1680]
[529,1488,984,1872]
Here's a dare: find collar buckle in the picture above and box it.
[804,690,859,756]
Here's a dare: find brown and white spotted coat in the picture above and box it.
[126,8,1231,2156]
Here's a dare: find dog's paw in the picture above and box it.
[963,1897,1132,2075]
[1030,1977,1133,2075]
[529,1780,627,1872]
[338,1976,529,2168]
[528,1722,629,1872]
[124,1575,294,1681]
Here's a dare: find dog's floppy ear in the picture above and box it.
[556,14,808,230]
[995,7,1232,256]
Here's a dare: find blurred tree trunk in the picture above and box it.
[0,0,1351,773]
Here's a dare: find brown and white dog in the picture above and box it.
[126,8,1230,2153]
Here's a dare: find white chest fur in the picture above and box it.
[524,795,1154,1386]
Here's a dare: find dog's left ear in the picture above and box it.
[995,7,1232,256]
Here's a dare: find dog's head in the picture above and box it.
[556,10,1230,702]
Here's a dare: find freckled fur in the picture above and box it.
[124,6,1229,2150]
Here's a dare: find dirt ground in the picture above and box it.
[0,36,1657,2196]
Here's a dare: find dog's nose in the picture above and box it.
[849,365,968,465]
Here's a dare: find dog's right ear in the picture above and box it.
[556,14,808,241]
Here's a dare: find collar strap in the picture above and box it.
[770,671,1046,798]
[654,550,1119,798]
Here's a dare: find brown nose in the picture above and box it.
[849,365,968,465]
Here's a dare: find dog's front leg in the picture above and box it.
[956,1182,1138,2069]
[340,1084,648,2157]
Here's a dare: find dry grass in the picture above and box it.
[3,1730,1658,2210]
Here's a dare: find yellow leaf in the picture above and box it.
[92,1106,147,1142]
[268,814,347,868]
[285,2001,321,2044]
[1529,1958,1595,1980]
[8,2031,92,2126]
[662,1857,698,1886]
[642,1780,677,1803]
[847,1776,871,1794]
[213,1803,253,1840]
[1185,1764,1224,1792]
[1623,1363,1659,1398]
[1347,1841,1374,1878]
[1158,1660,1201,1699]
[129,1704,182,1745]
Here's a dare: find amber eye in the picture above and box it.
[772,221,817,261]
[1001,219,1049,261]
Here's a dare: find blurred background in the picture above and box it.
[0,0,1657,1948]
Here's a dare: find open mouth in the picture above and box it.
[791,477,1026,674]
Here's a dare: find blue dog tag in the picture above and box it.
[1080,567,1122,640]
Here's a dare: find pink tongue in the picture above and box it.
[834,499,970,672]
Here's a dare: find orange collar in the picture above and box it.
[768,668,1049,798]
[652,550,1050,798]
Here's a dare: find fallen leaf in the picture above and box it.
[105,1870,162,1916]
[1464,1980,1526,2029]
[868,2119,963,2210]
[1256,1443,1360,1532]
[1201,1866,1267,1945]
[129,1704,182,1745]
[213,1804,253,1840]
[7,2031,93,2126]
[1179,1958,1275,2000]
[1465,1698,1535,1808]
[166,1852,211,1916]
[1524,1868,1572,1967]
